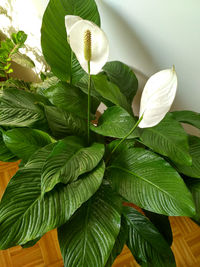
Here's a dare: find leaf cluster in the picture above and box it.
[0,1,200,267]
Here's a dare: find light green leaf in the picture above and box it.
[123,207,175,267]
[44,105,87,139]
[90,106,139,138]
[174,135,200,178]
[103,61,138,104]
[172,110,200,130]
[41,0,100,82]
[140,113,192,165]
[42,136,105,193]
[0,145,105,249]
[3,128,53,162]
[58,185,122,267]
[106,145,195,216]
[92,74,132,114]
[0,88,49,130]
[43,81,89,119]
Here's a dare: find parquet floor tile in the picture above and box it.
[0,161,200,267]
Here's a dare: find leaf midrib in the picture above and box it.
[108,165,176,201]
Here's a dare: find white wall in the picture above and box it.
[96,0,200,113]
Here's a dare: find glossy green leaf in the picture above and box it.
[90,106,139,138]
[92,74,132,114]
[0,145,105,249]
[0,88,49,130]
[140,113,192,165]
[106,145,195,216]
[172,110,200,130]
[44,105,87,139]
[41,0,100,82]
[186,178,200,224]
[143,210,173,246]
[175,135,200,178]
[105,216,127,267]
[3,128,53,162]
[0,131,18,162]
[42,136,105,193]
[103,61,138,104]
[58,185,122,267]
[123,207,175,266]
[43,81,88,119]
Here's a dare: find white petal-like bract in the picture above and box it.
[65,16,109,74]
[139,67,178,128]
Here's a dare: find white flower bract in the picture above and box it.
[139,67,178,128]
[65,15,109,75]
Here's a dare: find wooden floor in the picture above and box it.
[0,161,200,267]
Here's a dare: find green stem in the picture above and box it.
[106,114,143,164]
[87,61,91,145]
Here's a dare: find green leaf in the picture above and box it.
[41,136,105,193]
[0,131,18,162]
[103,61,138,104]
[58,185,122,267]
[0,88,49,130]
[92,74,132,114]
[143,210,173,246]
[123,206,175,267]
[105,216,128,267]
[41,0,100,82]
[90,106,139,138]
[106,145,195,216]
[0,145,105,249]
[44,105,87,139]
[140,113,192,165]
[43,81,89,119]
[174,135,200,178]
[172,110,200,130]
[186,178,200,224]
[3,128,53,162]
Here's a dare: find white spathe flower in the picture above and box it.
[65,15,109,75]
[139,67,178,128]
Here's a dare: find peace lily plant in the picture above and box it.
[0,0,200,267]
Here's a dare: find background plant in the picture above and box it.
[0,0,200,266]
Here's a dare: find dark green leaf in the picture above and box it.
[143,210,173,246]
[106,145,195,216]
[3,128,53,162]
[0,131,18,162]
[92,74,132,114]
[172,110,200,130]
[43,81,90,119]
[44,105,87,139]
[185,178,200,224]
[140,113,192,165]
[41,136,105,193]
[103,61,138,104]
[0,145,105,249]
[90,106,139,138]
[105,215,128,267]
[123,206,175,267]
[0,88,49,130]
[174,135,200,178]
[58,185,122,267]
[41,0,100,82]
[21,236,41,249]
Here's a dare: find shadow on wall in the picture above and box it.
[96,0,157,76]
